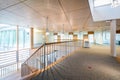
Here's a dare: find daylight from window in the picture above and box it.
[94,0,112,7]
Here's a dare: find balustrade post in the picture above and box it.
[53,44,55,62]
[44,44,46,70]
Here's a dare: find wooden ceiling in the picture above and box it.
[0,0,120,32]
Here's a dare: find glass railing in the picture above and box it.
[21,40,82,78]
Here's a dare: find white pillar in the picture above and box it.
[110,20,116,57]
[30,28,34,49]
[16,25,19,70]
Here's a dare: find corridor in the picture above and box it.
[32,45,120,80]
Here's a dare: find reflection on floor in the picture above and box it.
[31,45,120,80]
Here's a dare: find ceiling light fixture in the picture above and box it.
[46,17,49,35]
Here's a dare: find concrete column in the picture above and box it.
[30,28,34,49]
[16,25,19,70]
[110,20,116,57]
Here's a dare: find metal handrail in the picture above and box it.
[23,40,75,64]
[21,40,81,78]
[23,44,45,64]
[45,40,73,45]
[23,40,80,63]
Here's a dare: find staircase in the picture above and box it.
[20,40,82,80]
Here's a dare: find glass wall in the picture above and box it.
[88,34,94,43]
[0,26,17,52]
[94,31,103,44]
[102,30,110,45]
[19,27,30,49]
[69,35,73,40]
[33,28,45,48]
[0,26,31,52]
[116,34,120,45]
[94,30,120,57]
[60,33,69,41]
[116,33,120,57]
[46,32,54,43]
[54,35,58,42]
[0,26,30,78]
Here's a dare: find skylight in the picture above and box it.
[94,0,120,7]
[94,0,112,7]
[111,0,120,7]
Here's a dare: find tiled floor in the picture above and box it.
[31,45,120,80]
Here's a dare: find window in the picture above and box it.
[111,0,120,7]
[0,26,17,52]
[0,26,30,52]
[94,0,112,7]
[19,27,30,49]
[94,0,120,7]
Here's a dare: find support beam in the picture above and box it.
[16,25,19,70]
[30,28,34,49]
[110,20,116,57]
